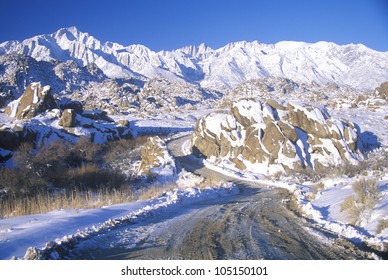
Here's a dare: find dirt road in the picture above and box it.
[67,136,372,259]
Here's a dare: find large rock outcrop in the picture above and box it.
[192,99,364,175]
[5,82,58,119]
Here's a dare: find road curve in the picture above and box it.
[68,135,372,260]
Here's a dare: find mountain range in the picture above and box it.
[0,26,388,91]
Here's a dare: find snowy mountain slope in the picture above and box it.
[0,53,108,99]
[1,27,387,90]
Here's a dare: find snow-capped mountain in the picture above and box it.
[1,26,387,90]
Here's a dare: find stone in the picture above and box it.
[82,110,114,123]
[230,99,261,127]
[118,119,130,127]
[5,83,58,120]
[262,122,284,155]
[59,109,77,127]
[278,120,298,143]
[266,98,287,110]
[286,103,330,138]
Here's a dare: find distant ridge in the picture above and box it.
[1,26,387,90]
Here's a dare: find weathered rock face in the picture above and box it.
[192,99,364,175]
[138,136,176,177]
[58,109,77,127]
[5,82,58,119]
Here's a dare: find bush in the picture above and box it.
[67,163,126,191]
[71,137,103,164]
[0,136,152,218]
[292,166,322,183]
[103,138,142,166]
[340,178,381,225]
[307,182,325,200]
[0,166,46,196]
[12,142,35,169]
[376,219,388,234]
[352,178,381,207]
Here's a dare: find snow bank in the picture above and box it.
[203,158,387,253]
[0,175,238,260]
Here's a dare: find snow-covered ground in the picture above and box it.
[0,169,237,260]
[200,153,387,250]
[0,103,387,259]
[0,113,212,260]
[116,109,213,137]
[332,104,388,148]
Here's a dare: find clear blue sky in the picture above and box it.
[1,0,387,51]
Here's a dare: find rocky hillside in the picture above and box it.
[0,82,133,161]
[0,53,221,115]
[191,99,365,175]
[137,78,222,113]
[0,53,108,99]
[220,77,365,110]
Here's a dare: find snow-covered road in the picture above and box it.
[60,136,376,259]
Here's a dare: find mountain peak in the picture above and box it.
[65,26,79,34]
[177,43,213,58]
[0,27,387,91]
[55,26,81,38]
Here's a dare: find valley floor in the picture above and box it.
[0,105,387,260]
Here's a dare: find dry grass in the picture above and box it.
[0,187,134,218]
[340,196,359,225]
[137,185,176,201]
[340,178,381,225]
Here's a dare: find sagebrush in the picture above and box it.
[340,178,381,225]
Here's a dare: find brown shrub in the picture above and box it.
[12,142,35,169]
[340,178,381,225]
[0,135,149,217]
[376,219,388,234]
[308,182,325,200]
[0,166,46,196]
[66,163,126,190]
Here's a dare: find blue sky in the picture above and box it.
[1,0,387,51]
